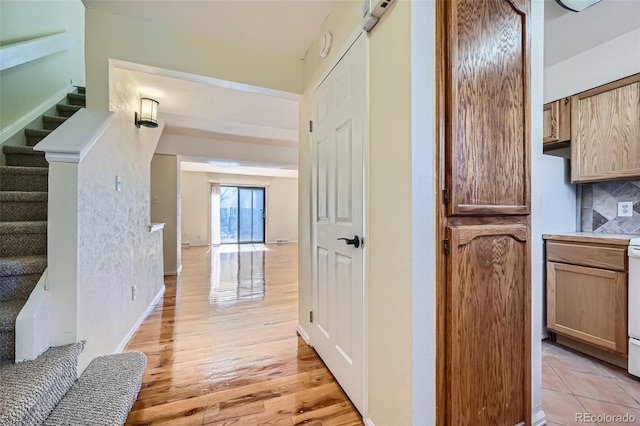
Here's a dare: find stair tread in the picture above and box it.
[67,92,85,100]
[0,166,48,175]
[43,352,146,426]
[0,342,85,426]
[24,129,52,137]
[0,299,24,331]
[42,115,67,122]
[0,191,48,202]
[2,145,41,155]
[0,255,47,277]
[56,104,81,112]
[0,221,47,235]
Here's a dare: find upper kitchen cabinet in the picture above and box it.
[571,73,640,183]
[543,97,571,157]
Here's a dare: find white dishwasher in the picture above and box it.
[628,239,640,377]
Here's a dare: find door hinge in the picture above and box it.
[443,189,450,205]
[309,121,313,133]
[310,311,314,323]
[444,239,450,255]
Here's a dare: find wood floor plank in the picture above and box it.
[125,244,362,425]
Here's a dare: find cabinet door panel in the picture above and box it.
[448,224,529,426]
[543,101,559,143]
[571,74,640,183]
[547,261,627,354]
[446,0,530,216]
[543,98,571,146]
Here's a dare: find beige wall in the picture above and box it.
[151,154,181,274]
[0,0,85,139]
[85,8,303,111]
[367,2,413,423]
[299,1,414,423]
[181,171,298,245]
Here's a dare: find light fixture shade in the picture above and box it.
[135,98,159,128]
[556,0,602,12]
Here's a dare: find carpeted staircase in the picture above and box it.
[0,88,86,363]
[0,88,146,425]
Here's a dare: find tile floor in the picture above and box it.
[543,340,640,425]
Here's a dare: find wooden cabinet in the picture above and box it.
[438,0,531,424]
[571,73,640,183]
[447,224,529,426]
[545,238,628,356]
[445,0,529,217]
[543,97,571,153]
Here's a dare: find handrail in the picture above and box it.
[0,32,75,72]
[33,109,114,163]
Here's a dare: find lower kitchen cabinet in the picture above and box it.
[547,261,627,355]
[546,239,628,356]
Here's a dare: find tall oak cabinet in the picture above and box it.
[437,0,531,424]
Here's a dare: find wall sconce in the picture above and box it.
[135,98,159,128]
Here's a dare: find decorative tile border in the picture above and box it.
[581,181,640,233]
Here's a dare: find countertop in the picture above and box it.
[543,232,640,246]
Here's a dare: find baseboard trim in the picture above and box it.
[364,418,376,426]
[164,265,182,276]
[296,324,311,346]
[115,285,165,353]
[532,409,546,426]
[0,85,72,144]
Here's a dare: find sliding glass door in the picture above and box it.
[220,186,265,244]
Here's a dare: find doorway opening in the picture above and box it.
[215,186,266,244]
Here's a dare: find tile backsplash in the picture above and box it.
[581,181,640,234]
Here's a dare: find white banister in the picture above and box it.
[0,32,75,72]
[33,109,114,163]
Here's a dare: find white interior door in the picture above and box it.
[311,34,365,414]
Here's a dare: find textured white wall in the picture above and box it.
[151,154,181,274]
[0,0,85,134]
[181,171,298,245]
[75,111,164,371]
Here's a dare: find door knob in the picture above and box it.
[338,236,360,248]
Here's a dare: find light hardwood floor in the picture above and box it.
[125,243,363,425]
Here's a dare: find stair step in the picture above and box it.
[42,115,67,131]
[24,129,52,146]
[0,342,85,423]
[56,103,82,118]
[0,222,47,257]
[0,256,45,306]
[0,299,24,362]
[75,86,85,94]
[0,255,48,278]
[0,299,24,332]
[67,92,86,106]
[0,191,47,222]
[43,351,146,426]
[0,272,41,303]
[0,166,48,192]
[2,145,47,168]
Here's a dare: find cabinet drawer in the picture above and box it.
[546,242,626,271]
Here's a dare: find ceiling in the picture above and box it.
[117,63,299,144]
[544,0,640,67]
[103,1,640,175]
[82,0,336,59]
